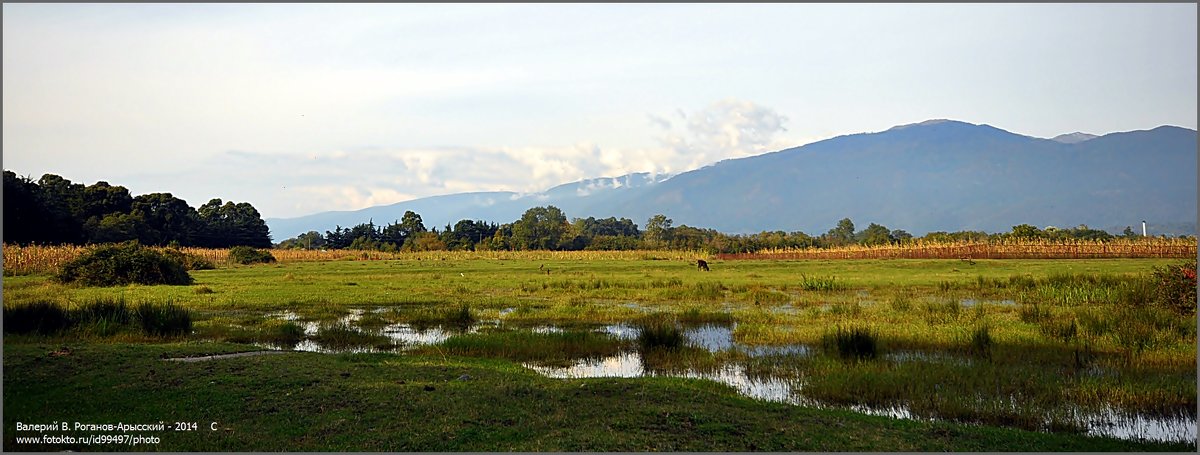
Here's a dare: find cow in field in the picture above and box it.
[696,259,710,272]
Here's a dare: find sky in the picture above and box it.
[4,3,1197,220]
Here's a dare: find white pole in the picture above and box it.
[1141,220,1147,237]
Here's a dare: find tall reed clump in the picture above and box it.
[437,330,624,365]
[448,304,475,330]
[3,301,73,335]
[799,275,847,292]
[967,324,993,360]
[312,321,392,350]
[134,301,193,337]
[73,297,132,336]
[822,326,878,360]
[56,242,193,286]
[4,298,193,338]
[263,321,307,346]
[637,314,684,351]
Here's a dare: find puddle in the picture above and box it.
[527,351,801,405]
[257,307,1195,444]
[1079,406,1197,444]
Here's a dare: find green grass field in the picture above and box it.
[3,255,1196,451]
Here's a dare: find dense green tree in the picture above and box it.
[1008,224,1044,239]
[823,218,856,247]
[131,193,198,246]
[399,211,427,237]
[195,199,272,248]
[511,206,568,250]
[857,223,894,246]
[644,214,673,245]
[82,181,133,221]
[3,171,52,244]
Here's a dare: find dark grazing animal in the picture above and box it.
[697,259,710,271]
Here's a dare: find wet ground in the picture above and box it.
[252,306,1196,444]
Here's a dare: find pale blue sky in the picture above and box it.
[4,3,1196,218]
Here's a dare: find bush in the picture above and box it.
[1151,259,1196,314]
[56,242,193,286]
[228,246,276,265]
[823,326,878,360]
[3,301,72,335]
[135,301,193,337]
[161,248,215,271]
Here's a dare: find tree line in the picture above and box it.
[3,171,271,248]
[5,170,1174,253]
[277,205,1166,254]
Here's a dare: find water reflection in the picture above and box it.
[259,308,1195,444]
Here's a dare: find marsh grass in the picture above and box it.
[405,304,476,330]
[135,301,193,337]
[637,314,684,351]
[678,306,734,324]
[434,330,625,366]
[5,298,194,338]
[641,345,725,375]
[748,286,790,305]
[266,321,307,346]
[1018,303,1047,323]
[312,321,393,350]
[968,325,993,360]
[923,299,961,324]
[799,275,846,292]
[822,326,878,360]
[3,300,73,335]
[890,291,914,312]
[72,297,133,337]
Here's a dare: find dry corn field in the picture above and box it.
[1,244,702,276]
[717,238,1197,260]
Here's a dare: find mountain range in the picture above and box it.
[265,120,1197,240]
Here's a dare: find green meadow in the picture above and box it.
[3,255,1196,451]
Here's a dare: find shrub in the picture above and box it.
[3,301,72,335]
[822,326,878,360]
[1150,259,1197,314]
[56,242,193,286]
[228,246,277,265]
[135,301,193,337]
[161,248,216,271]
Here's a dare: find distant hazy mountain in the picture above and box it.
[266,120,1196,240]
[1050,132,1099,144]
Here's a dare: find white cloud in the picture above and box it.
[55,98,797,218]
[656,99,791,170]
